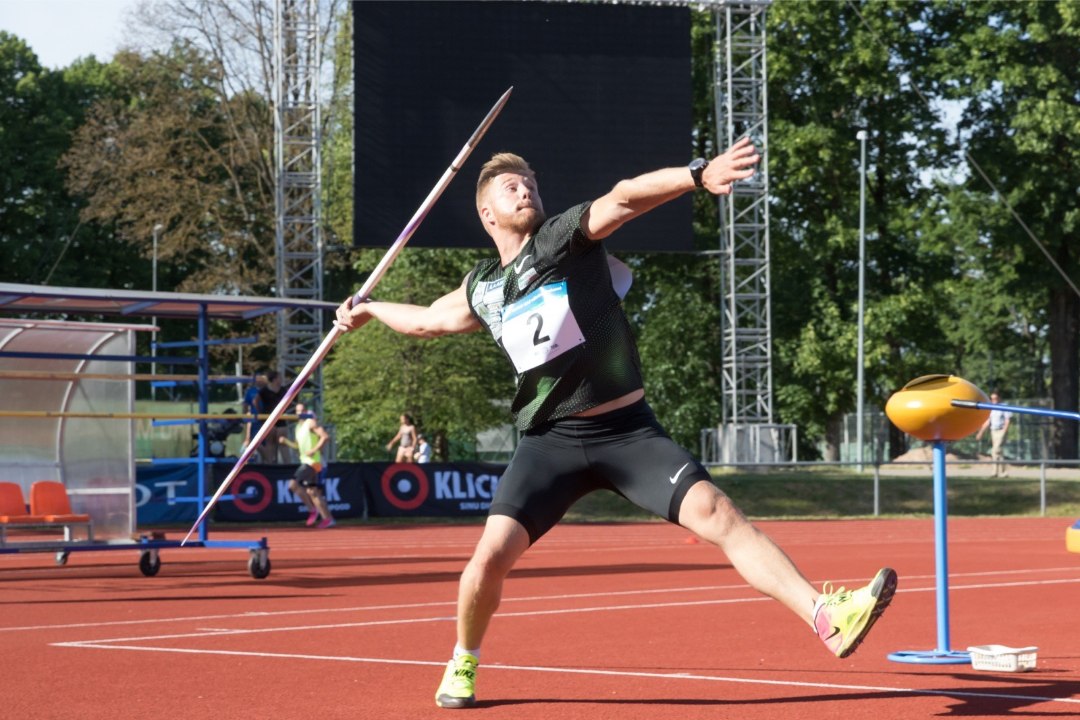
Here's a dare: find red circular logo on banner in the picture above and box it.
[381,463,429,510]
[230,470,272,514]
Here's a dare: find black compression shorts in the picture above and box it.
[489,399,712,545]
[294,463,321,488]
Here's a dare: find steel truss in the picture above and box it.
[713,1,795,462]
[274,0,325,411]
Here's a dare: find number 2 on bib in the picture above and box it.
[501,281,585,373]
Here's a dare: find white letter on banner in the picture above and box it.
[277,479,299,503]
[134,483,151,507]
[474,475,492,499]
[157,479,188,505]
[452,472,468,499]
[323,476,340,501]
[435,471,452,499]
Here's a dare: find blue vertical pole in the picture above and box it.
[888,439,969,663]
[198,305,210,543]
[932,439,951,653]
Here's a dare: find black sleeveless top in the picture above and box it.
[466,202,643,431]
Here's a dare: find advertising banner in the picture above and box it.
[137,462,508,524]
[212,463,369,523]
[366,462,504,517]
[135,463,198,524]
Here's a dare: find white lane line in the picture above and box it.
[1,586,735,633]
[49,575,1080,646]
[7,567,1080,633]
[37,646,1080,706]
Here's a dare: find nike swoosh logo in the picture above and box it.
[669,462,691,484]
[514,254,532,273]
[825,626,841,641]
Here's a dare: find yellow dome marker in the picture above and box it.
[885,374,989,441]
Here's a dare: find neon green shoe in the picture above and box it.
[435,653,478,709]
[814,568,897,658]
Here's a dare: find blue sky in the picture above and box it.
[0,0,135,69]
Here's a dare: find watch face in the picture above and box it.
[689,158,708,186]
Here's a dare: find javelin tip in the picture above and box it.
[464,87,514,154]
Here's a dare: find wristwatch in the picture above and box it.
[688,157,709,188]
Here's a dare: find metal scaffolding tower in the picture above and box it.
[274,0,325,411]
[712,1,795,462]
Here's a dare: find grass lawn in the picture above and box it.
[148,467,1080,532]
[564,468,1080,522]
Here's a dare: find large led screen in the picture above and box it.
[353,1,693,251]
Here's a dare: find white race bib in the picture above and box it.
[500,281,585,373]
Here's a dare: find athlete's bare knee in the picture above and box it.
[466,533,525,581]
[680,482,749,541]
[464,547,512,582]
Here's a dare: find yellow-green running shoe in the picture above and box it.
[814,568,898,658]
[435,653,478,709]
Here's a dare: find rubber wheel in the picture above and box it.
[139,551,161,577]
[248,553,271,579]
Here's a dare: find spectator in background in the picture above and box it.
[388,413,417,463]
[257,370,289,463]
[280,402,335,528]
[976,390,1012,477]
[416,434,432,463]
[241,371,267,453]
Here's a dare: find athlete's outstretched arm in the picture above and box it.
[335,278,481,338]
[583,136,760,241]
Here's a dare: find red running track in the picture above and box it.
[2,517,1079,719]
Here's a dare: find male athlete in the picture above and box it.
[279,402,335,529]
[335,136,897,709]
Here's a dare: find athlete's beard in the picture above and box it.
[505,206,546,235]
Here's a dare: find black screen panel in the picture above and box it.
[353,1,692,251]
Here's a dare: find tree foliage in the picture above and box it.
[62,44,275,296]
[5,2,1079,459]
[766,0,959,459]
[323,248,513,461]
[927,0,1080,457]
[0,34,122,287]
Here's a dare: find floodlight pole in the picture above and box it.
[856,130,868,472]
[151,223,164,401]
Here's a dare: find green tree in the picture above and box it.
[929,0,1080,458]
[0,34,123,287]
[59,44,281,377]
[935,186,1049,402]
[118,0,350,375]
[767,0,959,459]
[321,4,360,303]
[62,44,275,297]
[323,248,513,461]
[625,252,722,449]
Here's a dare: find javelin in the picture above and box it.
[182,87,513,545]
[951,399,1080,423]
